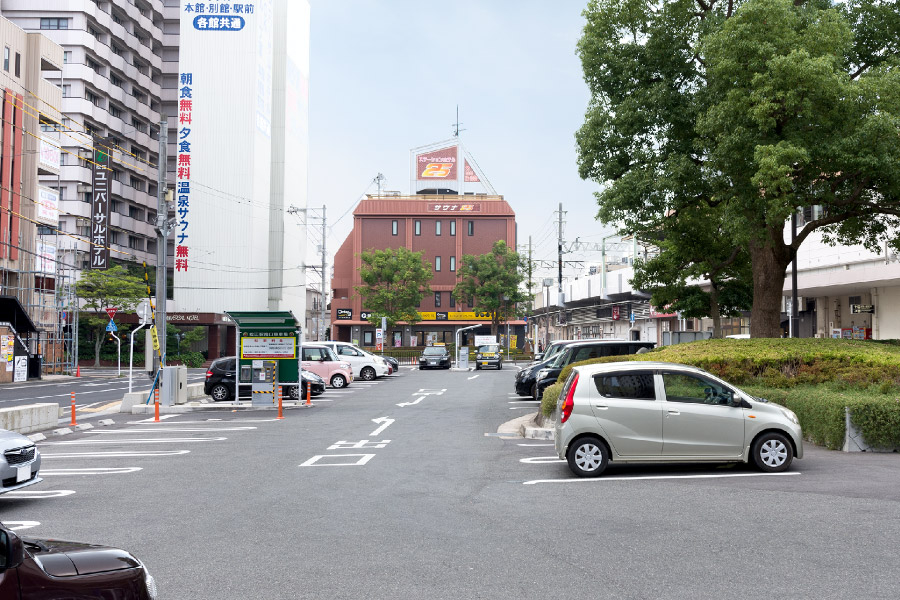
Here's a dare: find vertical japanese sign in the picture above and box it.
[176,72,193,273]
[90,140,111,269]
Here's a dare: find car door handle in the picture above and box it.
[667,409,680,415]
[593,404,609,410]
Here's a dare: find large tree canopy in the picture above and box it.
[454,240,528,337]
[76,264,145,367]
[355,247,432,330]
[577,0,900,337]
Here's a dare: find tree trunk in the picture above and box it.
[93,330,103,367]
[749,236,792,338]
[708,281,722,338]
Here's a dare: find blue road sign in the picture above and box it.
[629,312,635,324]
[106,320,118,332]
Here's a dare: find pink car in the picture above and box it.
[302,345,354,388]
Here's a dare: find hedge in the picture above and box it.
[542,338,900,450]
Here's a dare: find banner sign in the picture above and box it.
[416,146,457,180]
[240,336,296,359]
[36,242,56,274]
[37,187,59,225]
[176,71,193,273]
[39,136,61,170]
[336,308,352,320]
[649,305,678,318]
[90,140,112,269]
[850,304,875,314]
[427,203,481,212]
[464,160,480,182]
[417,311,492,321]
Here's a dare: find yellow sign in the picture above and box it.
[416,311,493,321]
[150,325,160,351]
[511,335,517,348]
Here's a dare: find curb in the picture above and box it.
[522,426,554,440]
[130,401,311,414]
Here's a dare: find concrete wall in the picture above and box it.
[0,403,58,434]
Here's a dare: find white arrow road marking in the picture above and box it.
[300,454,375,467]
[523,472,802,485]
[468,374,479,380]
[133,415,179,423]
[519,456,566,464]
[2,490,76,499]
[41,437,227,445]
[93,427,256,433]
[5,521,40,531]
[42,450,191,459]
[41,467,143,476]
[397,396,426,407]
[370,417,395,436]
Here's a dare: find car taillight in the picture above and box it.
[560,373,579,424]
[205,370,212,379]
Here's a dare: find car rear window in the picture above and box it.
[594,372,656,400]
[423,347,446,356]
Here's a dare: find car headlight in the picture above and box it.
[138,561,159,600]
[341,362,351,370]
[476,354,482,359]
[536,369,550,380]
[779,407,800,425]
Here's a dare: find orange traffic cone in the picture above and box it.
[76,365,81,377]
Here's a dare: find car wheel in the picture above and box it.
[210,384,230,402]
[498,362,503,370]
[752,432,793,472]
[361,366,376,381]
[475,364,481,370]
[289,386,300,400]
[330,374,347,389]
[566,436,608,477]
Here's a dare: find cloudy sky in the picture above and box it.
[306,0,618,283]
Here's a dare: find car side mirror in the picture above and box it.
[0,528,25,570]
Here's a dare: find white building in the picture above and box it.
[174,0,308,324]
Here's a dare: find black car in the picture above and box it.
[514,340,582,397]
[383,355,400,373]
[418,346,451,369]
[204,357,325,401]
[533,340,656,399]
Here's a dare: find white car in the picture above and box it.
[318,341,389,381]
[1,429,42,494]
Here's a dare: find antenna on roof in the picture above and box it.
[452,105,465,137]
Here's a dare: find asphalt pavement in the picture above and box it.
[1,365,898,599]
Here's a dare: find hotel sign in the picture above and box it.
[90,140,112,270]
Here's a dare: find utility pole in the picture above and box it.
[154,119,170,366]
[320,205,327,341]
[557,202,565,311]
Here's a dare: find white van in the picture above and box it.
[318,341,390,381]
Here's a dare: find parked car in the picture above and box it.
[419,345,451,369]
[0,430,41,495]
[0,521,158,598]
[383,355,399,374]
[554,362,803,477]
[515,340,582,397]
[475,344,502,370]
[301,345,354,389]
[318,341,390,380]
[534,340,655,400]
[204,357,329,401]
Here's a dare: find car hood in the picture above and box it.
[24,538,141,577]
[0,428,34,448]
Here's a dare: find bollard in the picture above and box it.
[154,387,160,422]
[306,383,312,407]
[277,387,284,420]
[70,391,77,426]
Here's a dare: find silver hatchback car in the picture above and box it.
[0,429,42,493]
[554,362,803,477]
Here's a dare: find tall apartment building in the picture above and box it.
[1,0,180,273]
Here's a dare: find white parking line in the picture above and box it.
[41,437,228,445]
[468,374,479,380]
[133,415,179,423]
[523,472,802,485]
[509,400,540,404]
[510,407,535,409]
[517,443,554,447]
[5,521,40,531]
[92,427,256,433]
[520,456,565,464]
[42,467,143,476]
[1,490,76,499]
[41,450,191,458]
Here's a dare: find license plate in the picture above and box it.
[16,465,30,483]
[429,361,436,365]
[481,361,489,365]
[483,353,495,357]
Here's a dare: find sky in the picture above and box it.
[306,0,617,284]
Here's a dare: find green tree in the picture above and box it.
[631,205,753,337]
[76,265,146,366]
[355,247,432,330]
[576,0,900,337]
[454,240,528,336]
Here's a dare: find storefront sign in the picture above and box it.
[426,203,481,212]
[850,304,875,314]
[14,356,27,382]
[336,309,352,320]
[37,187,59,225]
[240,336,296,359]
[611,306,620,321]
[416,146,457,180]
[36,242,56,274]
[360,311,373,321]
[417,311,492,321]
[90,140,112,269]
[649,305,677,318]
[39,136,61,170]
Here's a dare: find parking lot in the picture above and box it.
[3,365,899,599]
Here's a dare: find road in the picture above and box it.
[2,366,899,599]
[0,369,208,413]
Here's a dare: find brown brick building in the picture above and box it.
[330,193,524,347]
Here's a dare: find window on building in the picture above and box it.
[3,47,9,72]
[434,292,442,308]
[40,18,69,30]
[131,117,147,133]
[467,220,474,236]
[391,220,398,236]
[435,220,441,236]
[85,90,100,106]
[128,236,143,250]
[63,51,71,63]
[450,220,456,236]
[450,293,456,308]
[849,296,861,306]
[147,210,157,224]
[147,240,157,253]
[61,84,71,97]
[131,177,145,192]
[109,104,121,119]
[414,220,421,236]
[111,170,121,182]
[129,205,144,220]
[110,199,121,213]
[82,192,91,203]
[450,256,456,272]
[14,53,19,77]
[109,230,121,245]
[111,44,123,57]
[363,331,374,346]
[435,256,441,271]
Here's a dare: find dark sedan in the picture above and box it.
[418,346,451,369]
[204,357,325,401]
